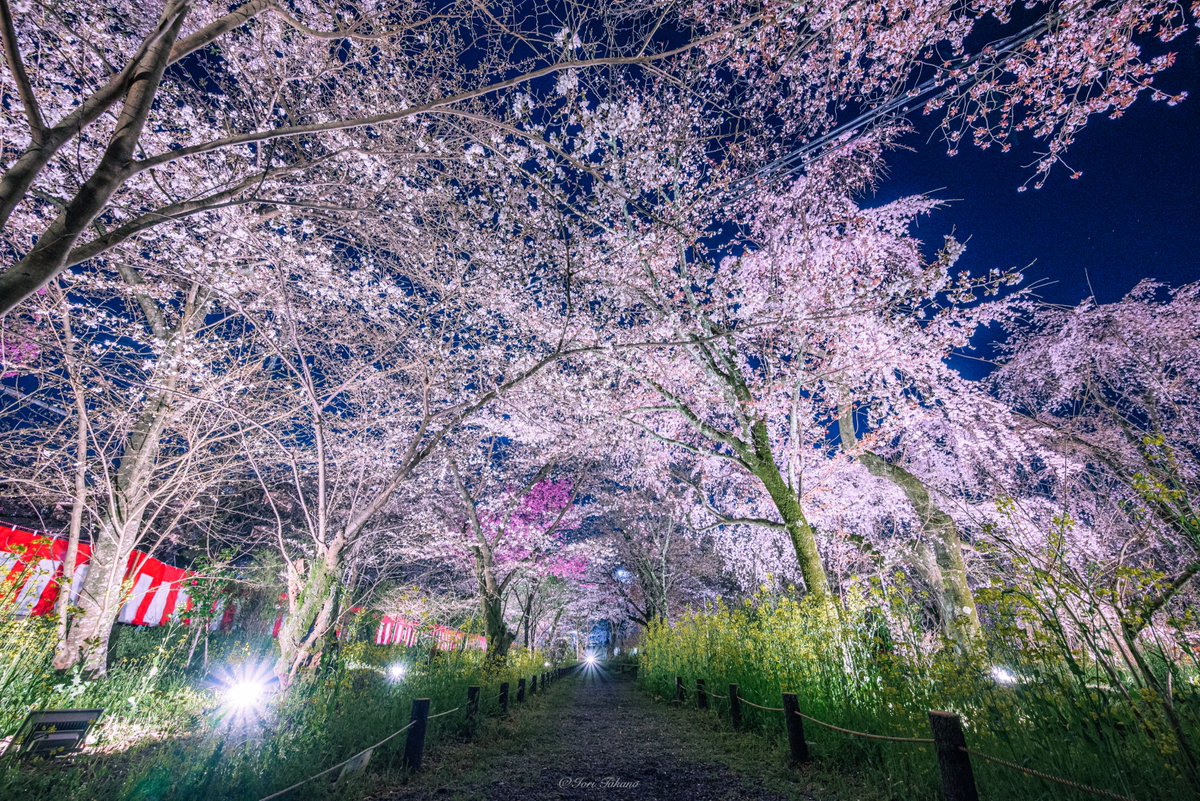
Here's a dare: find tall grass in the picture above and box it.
[638,581,1200,801]
[0,616,549,801]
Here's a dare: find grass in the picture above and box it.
[0,615,551,801]
[637,587,1200,801]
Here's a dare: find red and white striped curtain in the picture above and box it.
[1,523,198,627]
[4,522,487,650]
[375,615,486,652]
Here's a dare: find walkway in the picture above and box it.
[375,667,849,801]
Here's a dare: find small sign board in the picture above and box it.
[336,746,373,782]
[4,708,103,759]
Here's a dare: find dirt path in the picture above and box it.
[373,667,847,801]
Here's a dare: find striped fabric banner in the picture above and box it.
[374,615,485,651]
[3,522,487,651]
[1,523,195,627]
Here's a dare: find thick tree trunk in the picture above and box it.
[51,280,203,672]
[55,517,140,675]
[481,586,515,662]
[0,2,187,315]
[749,425,832,601]
[859,452,981,651]
[274,538,344,685]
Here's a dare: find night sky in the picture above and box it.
[876,41,1200,309]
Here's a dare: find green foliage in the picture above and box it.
[0,620,553,801]
[638,582,1200,801]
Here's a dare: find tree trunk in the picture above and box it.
[55,517,140,675]
[53,298,89,669]
[274,538,344,685]
[51,280,203,673]
[749,422,832,601]
[520,588,534,649]
[859,452,981,651]
[482,588,515,661]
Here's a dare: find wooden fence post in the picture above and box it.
[466,686,480,737]
[696,679,709,710]
[675,676,685,703]
[531,675,538,695]
[781,693,809,765]
[729,684,742,730]
[929,711,979,801]
[402,698,430,772]
[517,678,526,702]
[499,682,509,714]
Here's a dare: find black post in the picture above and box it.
[499,681,509,714]
[531,674,538,695]
[929,711,979,801]
[466,686,480,737]
[675,675,685,703]
[781,692,809,765]
[517,677,526,702]
[696,679,709,710]
[403,698,430,772]
[729,684,742,730]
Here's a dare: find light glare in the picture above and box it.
[213,663,275,727]
[225,680,265,709]
[991,665,1020,685]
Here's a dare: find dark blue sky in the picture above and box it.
[876,41,1200,308]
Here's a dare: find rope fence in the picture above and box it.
[256,718,417,801]
[961,747,1141,801]
[793,711,934,746]
[255,664,574,801]
[426,706,462,720]
[669,674,1146,801]
[736,697,784,713]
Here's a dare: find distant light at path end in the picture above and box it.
[387,663,407,681]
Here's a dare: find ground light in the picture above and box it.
[225,680,265,709]
[212,663,276,726]
[387,663,407,682]
[584,653,598,667]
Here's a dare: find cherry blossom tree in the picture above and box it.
[991,281,1200,631]
[0,251,275,673]
[1,0,1190,315]
[0,0,1196,682]
[442,449,583,661]
[601,483,728,627]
